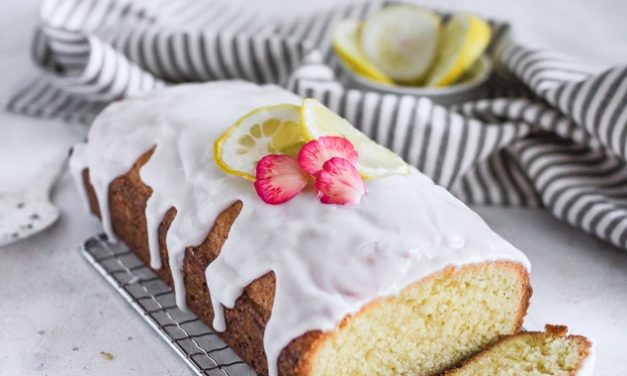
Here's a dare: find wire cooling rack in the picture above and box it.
[80,234,255,376]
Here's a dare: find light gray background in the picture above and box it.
[1,0,626,375]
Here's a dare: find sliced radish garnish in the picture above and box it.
[254,155,309,205]
[298,136,358,175]
[315,157,366,205]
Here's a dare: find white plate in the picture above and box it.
[340,55,492,106]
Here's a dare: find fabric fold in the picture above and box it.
[5,0,627,251]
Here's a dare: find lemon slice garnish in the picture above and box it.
[425,13,491,87]
[300,99,408,178]
[214,104,307,180]
[332,19,393,85]
[360,5,441,84]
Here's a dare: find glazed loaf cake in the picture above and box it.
[71,81,532,375]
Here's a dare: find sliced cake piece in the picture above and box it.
[445,325,594,376]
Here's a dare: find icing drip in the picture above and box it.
[68,143,90,213]
[71,81,531,376]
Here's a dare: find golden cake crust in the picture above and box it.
[81,149,531,376]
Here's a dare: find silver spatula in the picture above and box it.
[0,152,66,247]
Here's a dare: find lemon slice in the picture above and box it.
[332,19,393,85]
[361,5,441,84]
[214,104,307,180]
[425,13,491,87]
[300,99,408,178]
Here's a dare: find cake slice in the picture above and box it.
[70,81,532,375]
[446,325,594,376]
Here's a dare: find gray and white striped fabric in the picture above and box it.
[6,0,627,250]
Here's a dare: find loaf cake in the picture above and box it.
[70,81,532,375]
[445,325,594,376]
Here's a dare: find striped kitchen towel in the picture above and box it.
[5,0,627,250]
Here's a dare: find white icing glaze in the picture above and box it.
[70,80,531,376]
[68,143,90,213]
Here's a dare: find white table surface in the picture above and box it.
[1,1,626,375]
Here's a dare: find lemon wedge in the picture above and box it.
[300,99,408,178]
[425,13,491,87]
[360,5,441,84]
[332,19,393,85]
[214,104,307,180]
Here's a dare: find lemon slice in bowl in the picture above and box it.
[300,99,408,178]
[214,104,307,180]
[360,5,441,84]
[425,13,491,87]
[332,19,393,85]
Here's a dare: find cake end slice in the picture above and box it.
[445,324,594,376]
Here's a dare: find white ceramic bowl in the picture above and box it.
[340,55,492,106]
